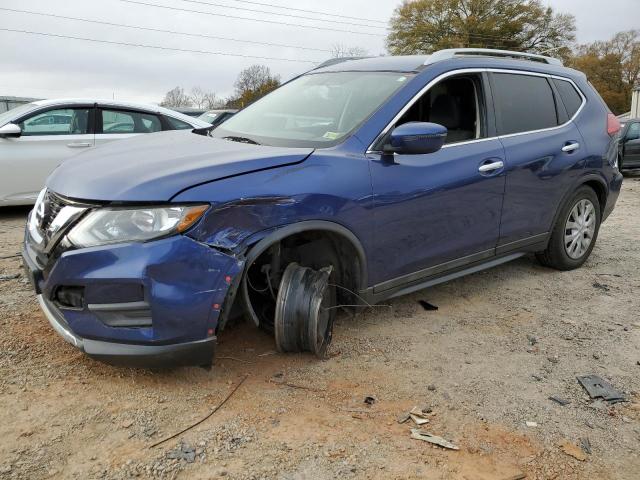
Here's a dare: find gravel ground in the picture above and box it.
[1,175,639,480]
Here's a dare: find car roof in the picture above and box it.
[311,49,582,79]
[28,98,210,127]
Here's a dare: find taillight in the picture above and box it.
[607,113,621,136]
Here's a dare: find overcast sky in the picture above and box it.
[0,0,637,104]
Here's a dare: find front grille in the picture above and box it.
[41,191,67,232]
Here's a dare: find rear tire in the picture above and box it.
[536,186,601,271]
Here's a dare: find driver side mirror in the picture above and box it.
[0,123,22,138]
[385,122,447,155]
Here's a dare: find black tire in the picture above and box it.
[536,185,601,271]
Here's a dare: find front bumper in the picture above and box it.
[38,295,216,367]
[24,232,242,367]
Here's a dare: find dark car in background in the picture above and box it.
[618,118,640,171]
[198,109,238,127]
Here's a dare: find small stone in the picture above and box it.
[547,356,559,364]
[427,384,436,391]
[593,353,600,360]
[526,421,538,427]
[527,335,538,346]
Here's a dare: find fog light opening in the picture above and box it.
[53,286,85,309]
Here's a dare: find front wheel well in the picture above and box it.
[240,228,365,330]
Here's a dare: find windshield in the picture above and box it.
[212,72,412,148]
[0,102,37,126]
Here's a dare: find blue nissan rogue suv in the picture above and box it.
[22,49,623,366]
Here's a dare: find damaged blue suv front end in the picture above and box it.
[22,189,242,366]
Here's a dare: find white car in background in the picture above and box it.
[0,99,209,206]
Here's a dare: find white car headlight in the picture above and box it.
[67,205,208,248]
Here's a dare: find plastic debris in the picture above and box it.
[397,412,411,424]
[410,429,459,450]
[549,396,571,406]
[576,375,627,403]
[525,421,538,427]
[418,300,438,311]
[409,406,431,425]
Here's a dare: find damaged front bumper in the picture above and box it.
[23,231,243,367]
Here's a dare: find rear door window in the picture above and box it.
[100,109,162,134]
[164,116,193,130]
[18,108,92,136]
[552,79,583,118]
[491,73,558,135]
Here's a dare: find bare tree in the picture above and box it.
[189,86,208,109]
[159,86,192,108]
[203,92,224,109]
[330,43,369,58]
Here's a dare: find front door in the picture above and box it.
[0,106,95,204]
[622,122,640,168]
[368,72,505,289]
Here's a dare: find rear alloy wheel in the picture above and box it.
[564,199,596,259]
[536,186,601,270]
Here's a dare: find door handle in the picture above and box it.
[562,142,580,153]
[478,160,504,173]
[67,142,92,148]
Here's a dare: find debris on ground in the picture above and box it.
[167,442,196,463]
[526,334,538,346]
[397,412,411,424]
[559,440,588,461]
[577,375,627,403]
[408,406,431,425]
[410,429,459,450]
[525,421,538,427]
[0,273,19,281]
[418,300,438,311]
[549,396,571,406]
[363,395,376,405]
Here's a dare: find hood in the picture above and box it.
[47,131,313,202]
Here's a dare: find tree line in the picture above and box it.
[159,64,281,110]
[160,1,639,116]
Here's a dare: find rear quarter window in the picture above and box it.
[553,79,584,118]
[492,73,558,135]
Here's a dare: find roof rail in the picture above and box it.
[425,48,563,66]
[313,56,370,70]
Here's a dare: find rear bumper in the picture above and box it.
[38,295,216,367]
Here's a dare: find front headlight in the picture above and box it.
[67,205,208,248]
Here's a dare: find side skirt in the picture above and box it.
[359,232,549,305]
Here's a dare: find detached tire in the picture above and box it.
[536,186,601,271]
[274,263,336,357]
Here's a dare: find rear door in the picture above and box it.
[490,72,587,251]
[95,107,163,148]
[0,105,95,204]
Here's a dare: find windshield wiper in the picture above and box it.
[223,135,260,145]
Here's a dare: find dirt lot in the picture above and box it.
[1,176,639,480]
